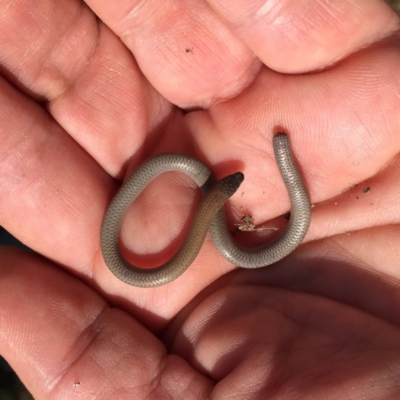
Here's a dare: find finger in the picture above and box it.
[0,76,111,276]
[187,34,400,241]
[165,260,400,398]
[309,154,400,241]
[0,247,213,399]
[205,0,400,73]
[0,0,171,176]
[85,0,259,107]
[256,224,400,324]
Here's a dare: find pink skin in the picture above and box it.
[1,0,400,398]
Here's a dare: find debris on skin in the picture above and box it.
[235,214,279,232]
[363,187,371,194]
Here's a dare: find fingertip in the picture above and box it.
[206,0,400,73]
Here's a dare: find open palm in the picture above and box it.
[1,1,400,399]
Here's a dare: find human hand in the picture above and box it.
[1,1,400,398]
